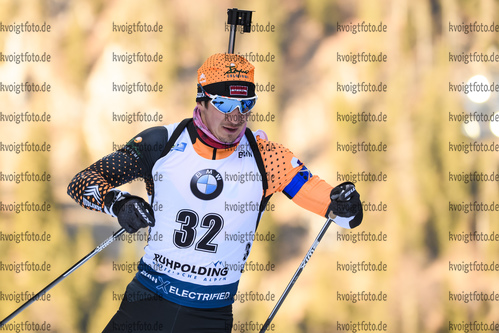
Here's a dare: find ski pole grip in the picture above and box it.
[226,8,253,54]
[227,8,253,31]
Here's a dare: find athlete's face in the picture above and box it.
[197,101,248,144]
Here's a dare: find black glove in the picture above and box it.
[326,182,363,229]
[104,190,155,233]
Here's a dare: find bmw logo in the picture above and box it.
[190,169,224,200]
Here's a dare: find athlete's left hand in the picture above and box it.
[326,182,363,229]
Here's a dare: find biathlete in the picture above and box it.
[67,53,363,332]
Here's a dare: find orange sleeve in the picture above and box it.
[256,136,302,195]
[291,175,333,217]
[256,135,332,217]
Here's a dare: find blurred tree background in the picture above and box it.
[1,0,499,332]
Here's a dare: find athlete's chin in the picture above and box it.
[219,135,239,144]
[218,127,243,143]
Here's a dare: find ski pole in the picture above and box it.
[0,227,126,328]
[259,215,335,332]
[227,8,253,54]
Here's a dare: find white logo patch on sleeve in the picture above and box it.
[83,185,102,205]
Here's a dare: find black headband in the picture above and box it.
[196,81,256,102]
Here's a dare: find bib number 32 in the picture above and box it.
[173,209,224,253]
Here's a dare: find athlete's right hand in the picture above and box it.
[104,190,155,233]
